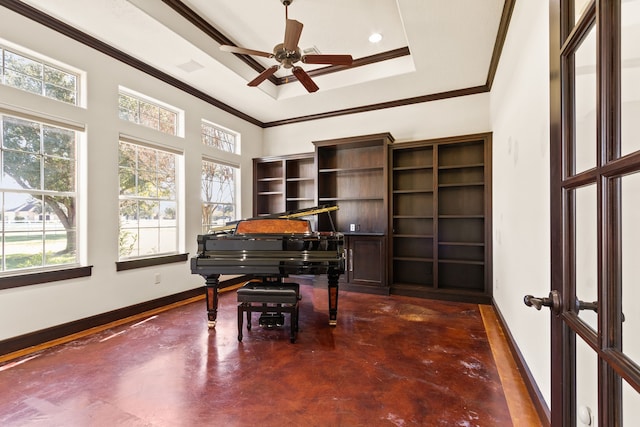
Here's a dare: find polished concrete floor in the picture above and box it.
[0,283,542,426]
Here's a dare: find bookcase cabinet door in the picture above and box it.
[347,235,386,289]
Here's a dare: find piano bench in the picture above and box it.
[237,282,300,343]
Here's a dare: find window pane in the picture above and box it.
[138,169,158,197]
[119,167,136,196]
[118,91,179,136]
[574,27,597,174]
[119,227,139,258]
[43,125,75,158]
[158,228,177,253]
[201,159,237,232]
[118,94,139,123]
[1,114,79,272]
[201,121,238,153]
[5,50,42,78]
[621,0,640,157]
[3,151,40,190]
[44,157,74,191]
[1,47,78,104]
[44,65,76,91]
[138,227,159,256]
[118,141,179,259]
[159,109,176,135]
[3,116,41,152]
[140,102,159,130]
[4,69,43,95]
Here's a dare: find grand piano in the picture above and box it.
[190,206,345,328]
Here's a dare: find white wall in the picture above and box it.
[0,8,262,340]
[263,92,491,152]
[489,0,551,407]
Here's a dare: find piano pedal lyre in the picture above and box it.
[259,312,285,328]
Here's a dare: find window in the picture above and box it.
[0,114,78,271]
[201,159,237,233]
[118,141,179,259]
[118,90,179,136]
[0,46,79,105]
[201,120,239,153]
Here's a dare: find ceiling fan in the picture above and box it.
[219,0,353,93]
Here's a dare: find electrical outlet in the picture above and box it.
[154,273,161,284]
[350,223,356,231]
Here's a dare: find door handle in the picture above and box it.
[574,298,625,321]
[524,290,562,315]
[575,299,598,313]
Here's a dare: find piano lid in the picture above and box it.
[209,205,339,234]
[235,218,311,235]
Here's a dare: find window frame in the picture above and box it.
[201,119,240,154]
[117,138,182,263]
[0,111,89,290]
[118,88,183,137]
[0,44,81,106]
[201,157,239,233]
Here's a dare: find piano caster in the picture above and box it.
[207,320,216,329]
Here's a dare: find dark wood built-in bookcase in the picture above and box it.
[313,133,394,293]
[389,133,492,303]
[253,153,315,217]
[252,133,492,303]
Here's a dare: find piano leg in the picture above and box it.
[205,274,220,328]
[327,269,339,326]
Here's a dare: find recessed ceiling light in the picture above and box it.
[369,33,383,43]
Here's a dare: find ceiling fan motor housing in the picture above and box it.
[273,43,301,68]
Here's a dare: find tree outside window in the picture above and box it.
[0,115,78,271]
[118,141,178,259]
[1,47,78,105]
[118,92,178,136]
[201,159,236,233]
[201,121,238,153]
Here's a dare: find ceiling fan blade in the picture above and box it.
[220,45,273,58]
[302,54,353,66]
[247,65,280,87]
[283,19,303,51]
[292,66,319,93]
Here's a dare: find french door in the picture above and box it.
[544,0,640,425]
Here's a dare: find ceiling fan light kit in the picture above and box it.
[220,0,353,92]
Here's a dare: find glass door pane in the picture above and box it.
[621,172,640,362]
[621,0,640,157]
[623,378,640,425]
[576,336,599,426]
[574,184,598,331]
[574,27,597,174]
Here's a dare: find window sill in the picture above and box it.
[116,253,188,271]
[0,266,93,291]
